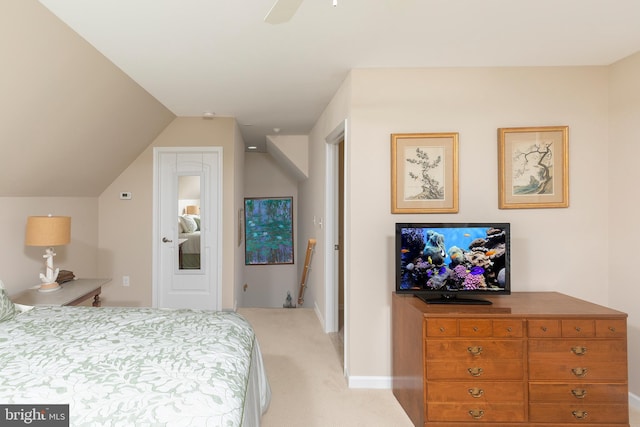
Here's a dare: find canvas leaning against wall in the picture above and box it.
[244,197,294,265]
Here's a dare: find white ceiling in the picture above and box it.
[38,0,640,151]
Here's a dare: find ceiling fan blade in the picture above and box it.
[264,0,304,24]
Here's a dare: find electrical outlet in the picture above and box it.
[120,192,132,200]
[122,276,130,287]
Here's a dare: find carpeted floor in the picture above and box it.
[239,307,640,427]
[239,307,413,427]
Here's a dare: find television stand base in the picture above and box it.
[416,294,492,305]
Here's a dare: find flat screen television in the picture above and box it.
[395,223,510,305]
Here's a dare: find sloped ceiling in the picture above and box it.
[3,0,640,197]
[0,0,175,197]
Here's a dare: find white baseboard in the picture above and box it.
[313,302,324,328]
[630,392,640,409]
[348,376,392,389]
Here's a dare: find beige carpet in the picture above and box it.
[239,307,414,427]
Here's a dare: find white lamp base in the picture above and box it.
[38,282,61,292]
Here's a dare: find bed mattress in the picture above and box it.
[0,305,270,426]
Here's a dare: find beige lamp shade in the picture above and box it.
[25,216,71,246]
[185,205,200,215]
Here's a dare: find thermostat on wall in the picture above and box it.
[120,192,132,200]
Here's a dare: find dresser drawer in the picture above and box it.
[562,319,595,337]
[528,360,627,381]
[459,319,493,336]
[427,402,525,422]
[427,359,523,380]
[529,382,628,403]
[426,319,525,338]
[428,381,524,402]
[426,340,523,360]
[529,403,629,423]
[528,319,561,337]
[426,319,458,337]
[595,318,626,337]
[529,318,626,338]
[528,339,627,361]
[492,319,523,337]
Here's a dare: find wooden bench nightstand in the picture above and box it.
[12,278,111,307]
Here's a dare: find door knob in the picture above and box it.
[162,237,172,243]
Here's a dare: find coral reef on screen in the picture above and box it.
[399,226,507,291]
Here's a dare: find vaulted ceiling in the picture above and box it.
[0,1,174,197]
[2,0,640,196]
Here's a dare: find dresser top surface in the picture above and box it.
[394,292,627,318]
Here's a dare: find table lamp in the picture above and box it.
[25,215,71,292]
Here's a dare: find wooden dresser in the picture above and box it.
[392,292,629,426]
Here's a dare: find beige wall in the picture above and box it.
[0,198,99,296]
[243,152,299,307]
[608,51,640,395]
[97,116,243,309]
[305,66,637,387]
[300,73,352,325]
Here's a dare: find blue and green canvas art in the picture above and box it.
[244,197,293,265]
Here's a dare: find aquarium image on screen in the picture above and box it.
[396,223,510,299]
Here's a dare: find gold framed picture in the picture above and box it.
[498,126,569,209]
[391,132,459,214]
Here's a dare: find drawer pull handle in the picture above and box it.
[439,327,445,332]
[571,389,587,399]
[467,346,483,356]
[467,367,483,377]
[571,367,588,377]
[468,409,484,419]
[571,346,587,356]
[572,410,588,420]
[609,326,616,332]
[575,326,582,332]
[506,327,513,332]
[468,388,484,398]
[541,326,548,332]
[472,326,479,332]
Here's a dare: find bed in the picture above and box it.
[179,214,201,269]
[179,230,201,269]
[0,281,271,426]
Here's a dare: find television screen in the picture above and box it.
[395,223,510,304]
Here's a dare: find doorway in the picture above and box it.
[152,147,223,310]
[325,121,346,370]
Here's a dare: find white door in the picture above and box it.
[153,147,222,310]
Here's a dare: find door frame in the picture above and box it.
[325,120,347,370]
[152,146,223,309]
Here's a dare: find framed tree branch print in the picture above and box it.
[391,132,459,213]
[498,126,569,209]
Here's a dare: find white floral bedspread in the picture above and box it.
[0,306,269,426]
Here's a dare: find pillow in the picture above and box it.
[0,280,16,322]
[189,215,201,231]
[179,215,198,233]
